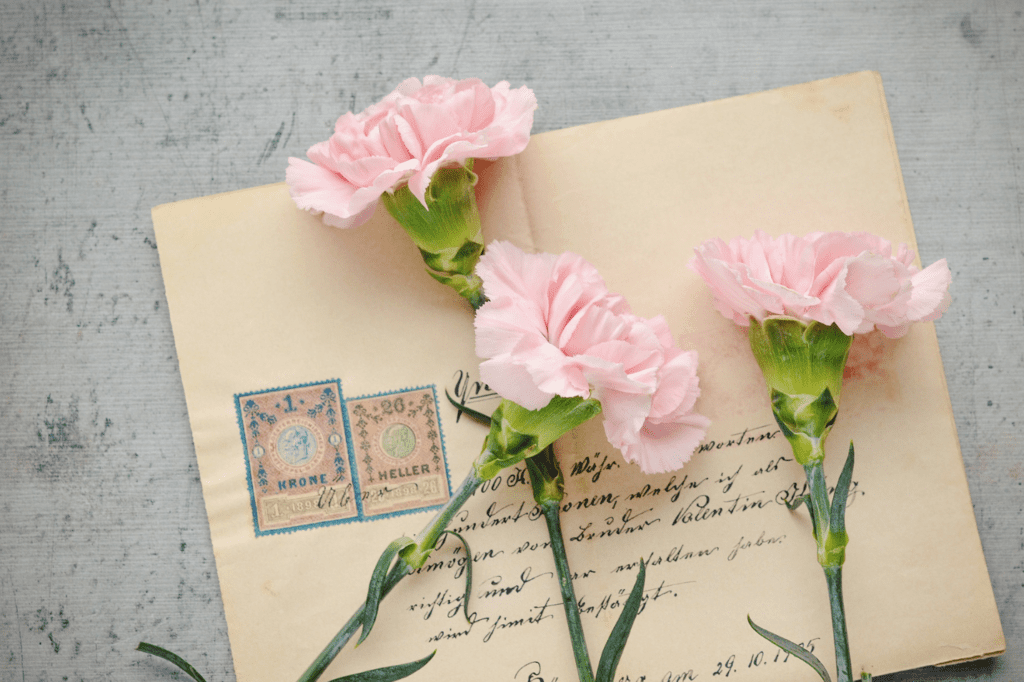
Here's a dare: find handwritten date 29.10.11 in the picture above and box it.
[513,636,820,682]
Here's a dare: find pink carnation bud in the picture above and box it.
[475,242,710,474]
[689,230,952,338]
[286,76,537,228]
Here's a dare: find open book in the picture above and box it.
[153,71,1004,682]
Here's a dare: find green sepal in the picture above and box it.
[325,651,436,682]
[769,387,836,465]
[525,445,565,506]
[440,531,474,623]
[136,642,208,682]
[360,537,416,645]
[748,318,852,401]
[380,162,483,268]
[749,318,851,464]
[747,616,832,682]
[379,162,486,306]
[425,269,485,309]
[420,238,485,276]
[474,397,602,481]
[595,560,646,682]
[443,389,493,426]
[824,442,855,567]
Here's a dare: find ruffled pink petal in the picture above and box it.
[288,77,536,227]
[622,413,712,474]
[473,298,545,358]
[578,340,660,394]
[649,348,701,419]
[286,157,379,229]
[593,387,653,451]
[906,259,953,323]
[333,155,401,188]
[320,203,377,229]
[478,357,554,411]
[690,230,951,336]
[476,241,559,310]
[476,241,708,473]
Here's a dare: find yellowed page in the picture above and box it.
[153,71,1003,682]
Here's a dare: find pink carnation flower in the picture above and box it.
[689,231,952,338]
[286,76,536,228]
[475,241,710,474]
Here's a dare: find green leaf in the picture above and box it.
[785,494,809,512]
[829,442,856,540]
[443,389,493,426]
[822,442,855,566]
[595,560,646,682]
[326,651,436,682]
[360,537,416,645]
[136,642,208,682]
[790,488,819,535]
[746,616,832,682]
[441,531,473,622]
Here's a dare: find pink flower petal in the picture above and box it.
[690,231,952,337]
[286,77,537,227]
[907,259,953,322]
[476,242,708,473]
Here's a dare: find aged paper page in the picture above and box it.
[154,71,1003,682]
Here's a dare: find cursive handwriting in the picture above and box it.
[568,453,620,483]
[480,567,553,600]
[570,507,660,542]
[450,369,497,423]
[727,531,786,561]
[696,423,780,454]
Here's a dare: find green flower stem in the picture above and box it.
[401,470,483,570]
[804,462,852,682]
[294,561,406,682]
[295,470,483,682]
[525,449,594,682]
[539,500,594,682]
[825,566,852,682]
[804,463,832,567]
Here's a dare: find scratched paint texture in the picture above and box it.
[0,1,1021,680]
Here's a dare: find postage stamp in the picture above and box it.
[236,380,358,535]
[347,386,451,519]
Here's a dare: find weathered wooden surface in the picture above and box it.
[1,1,1021,680]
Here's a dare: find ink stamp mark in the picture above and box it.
[348,386,451,518]
[236,380,358,535]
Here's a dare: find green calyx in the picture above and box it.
[380,162,486,307]
[525,446,566,507]
[748,318,852,465]
[474,397,602,481]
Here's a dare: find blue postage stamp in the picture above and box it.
[236,380,359,536]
